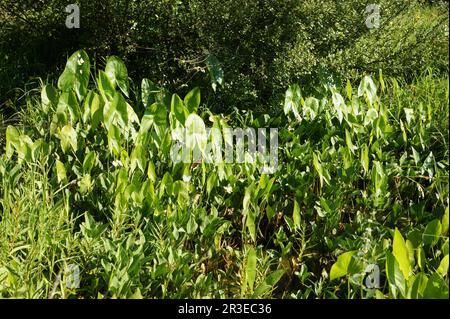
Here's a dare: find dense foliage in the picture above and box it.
[0,51,448,298]
[1,0,448,113]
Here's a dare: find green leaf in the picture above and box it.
[345,129,356,154]
[57,50,90,101]
[284,84,301,117]
[184,87,201,114]
[185,114,207,157]
[358,75,377,104]
[442,206,448,236]
[346,80,352,100]
[83,151,96,174]
[98,70,115,102]
[411,147,420,165]
[105,56,129,97]
[5,126,19,158]
[89,92,103,129]
[41,85,59,113]
[108,124,121,155]
[422,219,442,248]
[437,255,449,277]
[206,54,224,92]
[58,91,80,124]
[186,215,198,235]
[386,250,406,298]
[56,160,67,183]
[423,273,448,299]
[329,251,357,281]
[171,94,187,125]
[60,124,78,153]
[361,143,369,175]
[147,161,157,183]
[393,228,412,280]
[416,247,426,271]
[112,91,128,128]
[140,103,167,133]
[293,200,301,229]
[246,247,257,293]
[364,108,378,126]
[130,145,146,173]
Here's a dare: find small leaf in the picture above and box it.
[293,200,301,228]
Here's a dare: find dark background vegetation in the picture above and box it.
[0,0,448,114]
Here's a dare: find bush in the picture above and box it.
[0,0,448,114]
[0,51,448,298]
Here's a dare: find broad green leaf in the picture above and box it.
[41,85,59,113]
[83,151,96,174]
[112,91,128,128]
[184,87,201,114]
[185,114,207,157]
[386,251,406,298]
[58,91,80,124]
[58,50,90,100]
[105,56,129,97]
[393,228,412,280]
[108,124,121,155]
[60,124,78,153]
[130,145,146,173]
[423,273,448,299]
[284,84,301,118]
[358,75,377,104]
[330,251,356,281]
[345,129,356,154]
[147,161,157,183]
[364,108,378,126]
[408,273,428,299]
[421,152,435,179]
[98,70,115,102]
[186,215,198,235]
[89,92,103,129]
[411,147,420,165]
[141,103,167,133]
[5,126,19,158]
[171,94,187,125]
[422,219,442,248]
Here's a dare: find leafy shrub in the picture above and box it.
[0,51,448,298]
[1,0,448,114]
